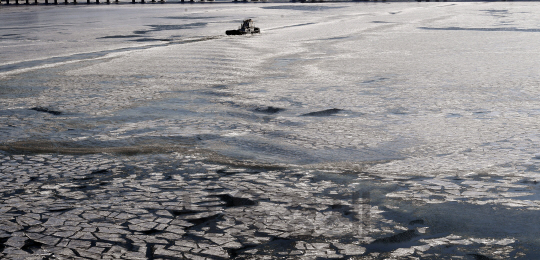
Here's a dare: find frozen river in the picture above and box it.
[2,1,540,259]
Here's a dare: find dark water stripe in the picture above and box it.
[0,36,221,74]
[419,26,540,32]
[0,45,167,74]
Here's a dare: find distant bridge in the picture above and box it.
[0,0,451,5]
[1,0,513,5]
[0,0,270,4]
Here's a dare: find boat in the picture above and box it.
[226,19,260,35]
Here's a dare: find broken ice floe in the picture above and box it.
[0,152,526,259]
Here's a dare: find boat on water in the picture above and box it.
[226,19,260,35]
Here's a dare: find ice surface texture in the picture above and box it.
[2,1,540,258]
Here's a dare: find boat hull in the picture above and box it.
[226,27,260,35]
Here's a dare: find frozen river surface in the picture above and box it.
[2,1,540,259]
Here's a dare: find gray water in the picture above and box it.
[2,2,540,258]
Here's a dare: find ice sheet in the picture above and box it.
[3,2,540,258]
